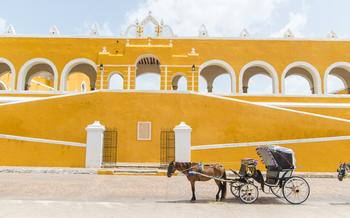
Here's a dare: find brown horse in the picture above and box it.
[337,163,350,181]
[167,161,227,202]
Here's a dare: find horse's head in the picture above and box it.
[167,161,176,178]
[337,163,347,181]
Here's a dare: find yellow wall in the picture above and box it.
[0,91,349,170]
[1,37,350,92]
[0,138,84,167]
[192,140,350,172]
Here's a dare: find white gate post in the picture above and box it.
[85,121,105,168]
[174,122,192,162]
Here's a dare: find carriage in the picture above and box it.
[229,145,310,204]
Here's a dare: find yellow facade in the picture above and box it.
[0,17,350,171]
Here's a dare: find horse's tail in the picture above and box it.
[222,171,227,199]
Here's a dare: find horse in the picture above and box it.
[167,161,227,202]
[337,163,350,181]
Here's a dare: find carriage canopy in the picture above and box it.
[256,145,296,170]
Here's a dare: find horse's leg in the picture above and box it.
[190,180,196,202]
[215,180,222,201]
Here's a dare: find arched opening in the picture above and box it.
[135,55,161,90]
[285,75,312,95]
[18,59,58,91]
[247,74,273,94]
[109,73,124,90]
[0,63,11,91]
[172,74,187,91]
[67,73,91,92]
[240,62,278,94]
[61,58,97,91]
[282,62,321,95]
[0,59,15,91]
[199,64,233,94]
[325,63,350,94]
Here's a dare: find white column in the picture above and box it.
[127,65,131,90]
[174,122,192,162]
[85,121,105,168]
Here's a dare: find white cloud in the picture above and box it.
[271,12,307,37]
[79,22,114,36]
[122,0,287,37]
[0,18,7,33]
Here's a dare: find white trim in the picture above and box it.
[324,62,350,94]
[60,58,97,91]
[17,58,58,91]
[191,135,350,150]
[0,133,85,147]
[198,59,236,94]
[256,102,350,108]
[0,81,7,90]
[239,60,279,94]
[31,79,55,91]
[0,58,16,90]
[127,65,131,90]
[282,61,322,94]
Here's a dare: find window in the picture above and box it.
[137,122,152,140]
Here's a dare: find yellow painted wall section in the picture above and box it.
[1,37,350,91]
[192,140,350,172]
[286,107,350,120]
[0,91,349,168]
[0,138,85,167]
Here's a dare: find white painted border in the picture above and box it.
[324,62,350,94]
[0,58,16,90]
[198,59,236,94]
[282,61,322,95]
[60,58,97,91]
[191,135,350,150]
[0,133,85,147]
[0,81,7,90]
[17,58,58,91]
[239,60,279,94]
[256,102,350,108]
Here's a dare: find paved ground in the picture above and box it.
[0,173,349,218]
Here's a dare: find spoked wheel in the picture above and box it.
[230,182,241,198]
[282,176,310,204]
[239,183,259,204]
[270,186,283,198]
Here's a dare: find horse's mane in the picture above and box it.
[175,162,194,170]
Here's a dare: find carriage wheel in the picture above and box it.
[239,183,259,204]
[270,186,283,198]
[282,176,310,204]
[230,182,240,198]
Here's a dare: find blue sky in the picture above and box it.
[0,0,348,93]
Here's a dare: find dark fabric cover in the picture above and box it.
[270,149,294,170]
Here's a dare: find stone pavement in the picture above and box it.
[0,173,349,218]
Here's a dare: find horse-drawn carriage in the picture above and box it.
[167,145,310,204]
[229,145,310,204]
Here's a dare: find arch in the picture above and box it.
[135,54,161,90]
[198,60,236,94]
[171,73,187,91]
[324,62,350,94]
[0,80,7,90]
[239,60,279,94]
[17,58,58,91]
[60,58,97,91]
[0,58,15,90]
[108,72,124,90]
[282,61,321,95]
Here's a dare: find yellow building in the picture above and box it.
[0,13,349,171]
